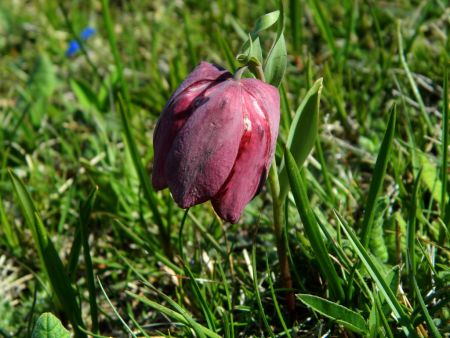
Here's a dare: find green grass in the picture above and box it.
[0,0,449,337]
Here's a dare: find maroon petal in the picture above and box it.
[166,62,230,107]
[152,62,231,190]
[211,90,272,223]
[165,80,244,208]
[241,79,280,168]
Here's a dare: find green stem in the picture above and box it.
[269,163,295,316]
[252,62,294,316]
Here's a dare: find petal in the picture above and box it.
[211,91,272,223]
[241,79,280,167]
[168,62,230,107]
[152,62,231,190]
[165,80,244,208]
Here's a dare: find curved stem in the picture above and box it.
[233,66,248,80]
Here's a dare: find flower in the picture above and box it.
[65,26,96,57]
[152,62,280,223]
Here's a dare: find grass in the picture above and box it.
[0,0,449,336]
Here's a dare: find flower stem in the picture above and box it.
[252,62,295,317]
[233,66,248,80]
[268,162,295,317]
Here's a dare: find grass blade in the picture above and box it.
[285,149,344,301]
[397,22,431,130]
[116,96,170,256]
[251,245,275,338]
[9,170,86,338]
[265,256,292,338]
[360,104,396,248]
[183,264,217,331]
[0,196,19,250]
[441,66,449,221]
[335,211,417,337]
[407,170,422,299]
[305,0,337,56]
[79,187,99,334]
[97,277,136,338]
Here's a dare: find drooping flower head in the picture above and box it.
[152,62,280,223]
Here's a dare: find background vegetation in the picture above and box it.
[0,0,448,336]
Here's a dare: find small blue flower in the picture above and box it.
[80,27,96,41]
[65,26,96,57]
[65,40,80,57]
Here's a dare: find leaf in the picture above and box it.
[252,10,280,34]
[21,54,56,126]
[305,0,337,56]
[279,78,323,201]
[237,10,280,65]
[297,294,368,335]
[335,211,418,337]
[32,313,70,338]
[419,153,442,203]
[264,32,287,87]
[360,105,396,248]
[116,96,169,255]
[70,79,101,111]
[79,187,99,334]
[127,291,221,338]
[237,34,263,65]
[285,148,344,301]
[264,0,287,87]
[9,170,86,338]
[441,66,449,221]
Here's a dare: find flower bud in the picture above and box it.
[152,62,280,223]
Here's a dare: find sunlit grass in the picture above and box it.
[0,0,448,337]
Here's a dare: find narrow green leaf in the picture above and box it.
[0,196,19,249]
[285,149,344,301]
[419,153,442,203]
[238,34,263,65]
[407,170,421,297]
[266,256,292,338]
[360,105,396,248]
[279,78,323,201]
[297,294,368,334]
[368,303,379,338]
[397,22,431,130]
[289,0,303,54]
[31,313,70,338]
[182,11,198,68]
[9,170,86,338]
[264,32,286,87]
[19,54,56,126]
[80,187,99,334]
[214,29,237,72]
[335,211,417,337]
[183,264,217,331]
[97,278,136,338]
[264,0,286,87]
[238,10,280,65]
[305,0,337,56]
[116,96,170,256]
[252,10,280,34]
[70,79,101,111]
[411,278,443,338]
[100,0,129,102]
[251,245,275,338]
[442,66,449,221]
